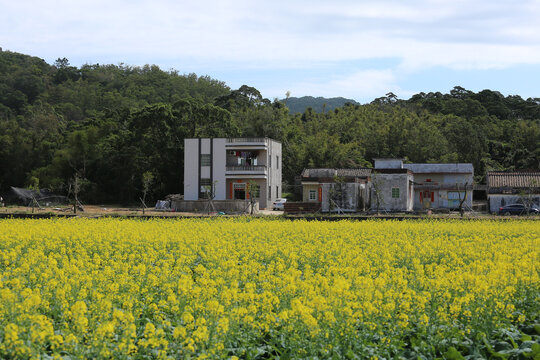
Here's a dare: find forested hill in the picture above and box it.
[1,49,539,204]
[282,96,360,114]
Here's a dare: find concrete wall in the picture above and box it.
[413,189,472,210]
[374,159,403,169]
[266,139,282,207]
[320,183,365,212]
[200,138,211,181]
[184,139,199,200]
[411,172,473,210]
[302,184,320,202]
[172,199,258,213]
[371,173,413,212]
[303,182,370,211]
[488,194,540,213]
[184,138,227,201]
[404,163,473,175]
[410,173,474,186]
[213,138,227,200]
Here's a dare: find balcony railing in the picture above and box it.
[226,165,267,172]
[226,137,268,144]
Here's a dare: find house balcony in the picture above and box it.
[226,165,268,177]
[226,137,269,149]
[415,183,473,191]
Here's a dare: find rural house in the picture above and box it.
[298,159,474,213]
[372,159,415,212]
[372,159,473,212]
[300,168,372,212]
[402,162,474,210]
[486,171,540,213]
[184,138,282,210]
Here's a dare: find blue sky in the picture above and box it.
[1,0,539,103]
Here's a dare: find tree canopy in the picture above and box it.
[1,50,538,203]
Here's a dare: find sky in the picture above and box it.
[1,0,539,103]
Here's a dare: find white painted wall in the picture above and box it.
[410,172,473,210]
[374,159,403,169]
[184,139,199,200]
[265,139,282,209]
[371,173,413,212]
[213,138,227,200]
[201,138,211,154]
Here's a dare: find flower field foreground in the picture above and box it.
[0,218,539,359]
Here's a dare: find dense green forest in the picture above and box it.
[1,50,539,203]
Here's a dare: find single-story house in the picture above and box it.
[402,163,474,210]
[372,159,473,212]
[487,171,540,213]
[301,168,371,212]
[298,159,474,213]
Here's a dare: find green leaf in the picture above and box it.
[482,337,510,359]
[443,346,465,360]
[523,343,540,359]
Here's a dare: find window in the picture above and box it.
[268,155,271,168]
[391,188,400,198]
[233,183,246,200]
[448,191,465,208]
[309,190,317,201]
[276,155,279,169]
[268,186,271,200]
[276,185,279,198]
[200,154,211,166]
[199,178,212,198]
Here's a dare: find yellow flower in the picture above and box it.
[0,218,537,358]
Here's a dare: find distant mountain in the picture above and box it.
[281,96,360,114]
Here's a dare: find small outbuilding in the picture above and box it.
[372,159,414,212]
[301,168,372,212]
[487,171,540,213]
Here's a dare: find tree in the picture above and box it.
[141,171,154,214]
[518,179,539,215]
[246,180,260,215]
[327,175,345,214]
[457,182,469,217]
[203,180,218,215]
[371,173,385,214]
[69,173,86,214]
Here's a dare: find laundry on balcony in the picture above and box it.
[228,150,260,166]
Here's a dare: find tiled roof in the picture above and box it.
[487,171,540,188]
[403,163,473,173]
[302,168,372,178]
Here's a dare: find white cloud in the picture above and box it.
[2,0,540,69]
[277,69,402,102]
[1,0,539,100]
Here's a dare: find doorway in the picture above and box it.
[233,183,246,200]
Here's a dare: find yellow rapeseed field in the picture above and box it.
[0,218,538,359]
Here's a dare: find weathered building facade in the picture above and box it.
[301,168,371,212]
[486,171,540,213]
[372,159,414,212]
[299,159,474,213]
[403,163,474,210]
